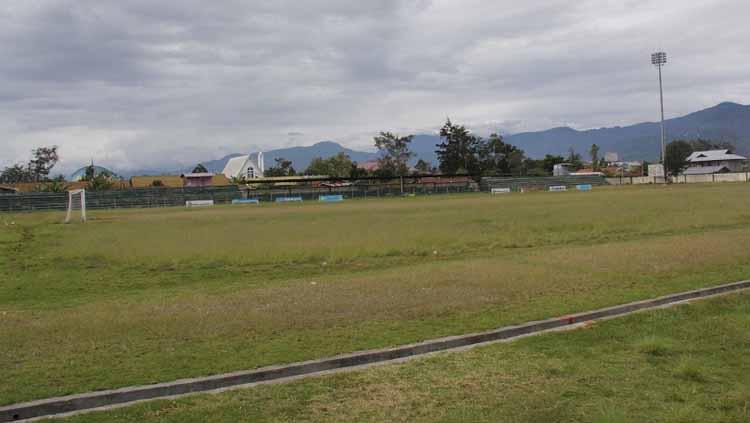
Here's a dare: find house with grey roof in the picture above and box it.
[683,150,748,175]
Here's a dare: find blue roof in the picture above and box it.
[70,166,115,181]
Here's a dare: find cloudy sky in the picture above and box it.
[1,0,749,174]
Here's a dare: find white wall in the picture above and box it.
[607,172,750,185]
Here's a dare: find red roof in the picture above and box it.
[357,160,380,171]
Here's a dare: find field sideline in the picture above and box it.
[2,183,750,407]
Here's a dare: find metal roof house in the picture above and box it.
[222,153,265,180]
[683,150,748,175]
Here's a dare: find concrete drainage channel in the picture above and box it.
[3,280,750,422]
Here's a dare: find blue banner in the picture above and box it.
[276,196,303,203]
[232,199,260,204]
[319,195,344,202]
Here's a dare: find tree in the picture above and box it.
[82,164,116,191]
[567,147,583,170]
[522,155,566,176]
[0,145,59,183]
[665,140,694,176]
[305,153,354,178]
[264,157,296,177]
[374,132,414,177]
[476,133,526,176]
[33,179,70,193]
[28,146,59,182]
[436,119,478,175]
[0,164,32,183]
[349,162,370,178]
[192,164,208,173]
[87,174,115,191]
[589,144,600,171]
[414,159,433,174]
[689,139,734,151]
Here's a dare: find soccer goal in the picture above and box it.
[65,189,87,223]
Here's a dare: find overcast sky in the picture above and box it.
[1,0,749,174]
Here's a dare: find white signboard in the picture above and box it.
[491,188,511,194]
[648,164,665,177]
[186,200,214,207]
[549,186,567,192]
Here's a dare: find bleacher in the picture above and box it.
[480,175,607,192]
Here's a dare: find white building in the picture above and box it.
[553,163,572,176]
[604,152,619,163]
[683,150,747,175]
[222,152,265,180]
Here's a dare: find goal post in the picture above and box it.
[65,189,87,223]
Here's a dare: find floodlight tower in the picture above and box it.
[651,51,667,166]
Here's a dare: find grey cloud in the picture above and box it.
[0,0,749,173]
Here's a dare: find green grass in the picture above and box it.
[63,291,750,422]
[2,184,750,405]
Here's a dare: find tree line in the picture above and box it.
[267,121,739,179]
[263,119,585,179]
[0,146,120,191]
[0,146,61,183]
[5,126,737,187]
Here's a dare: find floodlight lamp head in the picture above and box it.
[651,52,667,66]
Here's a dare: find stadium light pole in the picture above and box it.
[651,51,667,169]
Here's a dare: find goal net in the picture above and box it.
[65,189,87,223]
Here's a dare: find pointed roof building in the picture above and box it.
[222,152,265,180]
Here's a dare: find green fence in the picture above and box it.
[0,186,242,212]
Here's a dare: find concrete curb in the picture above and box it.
[2,280,749,422]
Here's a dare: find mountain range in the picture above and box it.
[185,102,750,174]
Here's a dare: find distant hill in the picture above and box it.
[506,102,750,160]
[262,141,376,172]
[406,102,750,161]
[134,101,750,177]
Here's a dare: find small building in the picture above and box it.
[604,152,619,163]
[181,173,214,188]
[222,153,264,180]
[683,150,747,175]
[553,163,574,176]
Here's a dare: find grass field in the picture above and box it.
[62,291,750,423]
[2,183,750,407]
